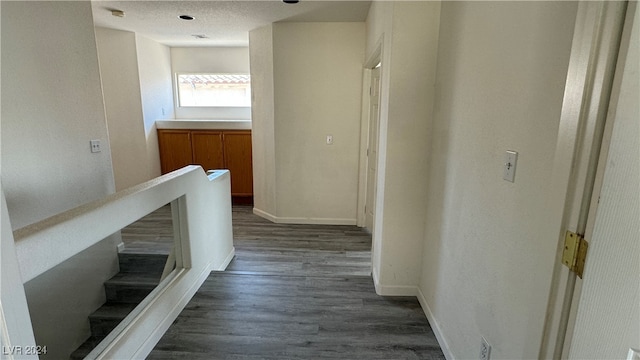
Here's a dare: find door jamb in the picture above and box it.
[539,2,628,358]
[356,39,383,228]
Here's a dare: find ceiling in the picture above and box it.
[91,1,372,47]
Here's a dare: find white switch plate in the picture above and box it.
[90,139,101,153]
[326,135,333,145]
[503,150,518,182]
[480,337,491,360]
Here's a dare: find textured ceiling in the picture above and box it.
[91,1,372,47]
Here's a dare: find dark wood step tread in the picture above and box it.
[105,272,162,286]
[90,302,137,320]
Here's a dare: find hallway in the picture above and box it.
[147,207,445,359]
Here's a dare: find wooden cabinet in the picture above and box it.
[157,129,253,201]
[222,131,253,197]
[158,130,192,174]
[192,131,224,172]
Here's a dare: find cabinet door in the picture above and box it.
[158,130,193,174]
[222,131,253,196]
[192,131,224,172]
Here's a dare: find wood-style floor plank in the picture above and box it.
[144,206,444,359]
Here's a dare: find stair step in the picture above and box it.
[117,253,169,275]
[89,303,137,337]
[104,272,160,304]
[71,253,168,358]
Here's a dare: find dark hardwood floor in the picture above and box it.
[146,206,445,360]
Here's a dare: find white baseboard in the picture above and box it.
[417,287,454,360]
[371,268,418,296]
[252,207,356,226]
[214,247,235,271]
[253,208,277,223]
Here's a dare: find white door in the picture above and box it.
[364,66,381,231]
[567,2,639,358]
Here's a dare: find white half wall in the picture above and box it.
[418,2,578,359]
[136,34,175,180]
[95,27,150,191]
[171,47,251,120]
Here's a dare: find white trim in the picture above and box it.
[356,67,372,228]
[252,207,277,222]
[252,207,356,226]
[417,287,454,360]
[540,2,629,358]
[372,270,417,296]
[213,247,236,271]
[374,284,417,297]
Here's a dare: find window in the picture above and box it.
[177,74,251,107]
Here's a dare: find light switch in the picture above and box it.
[503,150,518,182]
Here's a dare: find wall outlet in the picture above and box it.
[90,139,101,153]
[326,135,334,145]
[480,337,491,360]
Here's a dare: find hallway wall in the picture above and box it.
[250,22,365,224]
[95,27,149,191]
[364,1,441,293]
[418,2,578,358]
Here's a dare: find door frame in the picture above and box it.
[539,1,629,358]
[356,40,383,229]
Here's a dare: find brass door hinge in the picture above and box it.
[562,231,589,278]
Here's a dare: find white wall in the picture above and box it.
[364,1,441,294]
[95,27,149,191]
[1,2,115,229]
[249,26,277,217]
[418,2,578,359]
[136,34,175,179]
[271,22,365,224]
[250,22,365,224]
[171,47,251,120]
[1,2,119,359]
[568,2,639,358]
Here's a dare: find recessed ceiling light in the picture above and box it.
[179,15,195,20]
[283,0,299,3]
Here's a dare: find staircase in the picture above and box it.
[70,253,169,359]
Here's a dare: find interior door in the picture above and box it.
[566,3,639,358]
[364,66,381,231]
